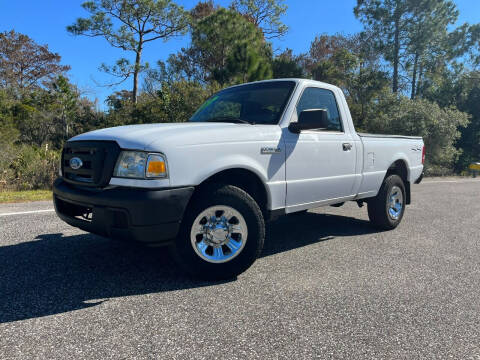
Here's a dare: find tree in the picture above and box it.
[468,24,480,69]
[354,0,414,93]
[0,30,70,94]
[190,0,217,21]
[230,0,288,39]
[296,33,388,124]
[363,91,469,174]
[406,0,459,99]
[272,49,303,78]
[67,0,189,103]
[171,8,272,85]
[354,0,466,98]
[226,43,272,83]
[310,49,358,86]
[5,76,100,149]
[107,81,216,125]
[309,34,345,62]
[49,76,80,140]
[0,89,19,189]
[429,70,480,171]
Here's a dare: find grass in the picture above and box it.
[0,190,52,203]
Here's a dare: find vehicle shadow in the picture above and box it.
[0,212,378,323]
[263,211,379,257]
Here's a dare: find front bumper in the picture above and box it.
[53,178,194,244]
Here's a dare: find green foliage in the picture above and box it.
[311,49,359,85]
[171,8,272,85]
[0,58,102,190]
[354,0,464,96]
[272,50,303,78]
[298,33,389,129]
[354,0,412,92]
[151,81,220,123]
[2,1,480,192]
[9,145,60,191]
[0,113,19,190]
[107,80,217,124]
[362,91,469,175]
[0,97,61,191]
[346,67,390,130]
[452,74,480,171]
[226,43,272,83]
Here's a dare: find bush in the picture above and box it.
[106,81,218,125]
[362,92,470,176]
[0,143,59,191]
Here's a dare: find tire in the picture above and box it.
[170,184,265,280]
[367,174,406,230]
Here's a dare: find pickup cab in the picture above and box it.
[53,79,424,279]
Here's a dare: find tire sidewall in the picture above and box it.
[383,175,406,227]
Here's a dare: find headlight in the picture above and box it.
[113,151,168,179]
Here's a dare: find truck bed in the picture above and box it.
[354,134,424,201]
[358,133,423,140]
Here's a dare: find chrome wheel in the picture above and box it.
[388,185,403,220]
[190,205,248,264]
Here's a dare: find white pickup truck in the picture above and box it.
[53,79,424,279]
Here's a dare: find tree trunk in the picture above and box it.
[417,62,423,98]
[359,60,365,129]
[392,13,400,93]
[411,52,418,100]
[132,42,143,104]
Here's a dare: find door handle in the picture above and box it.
[343,143,353,151]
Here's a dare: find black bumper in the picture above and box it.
[53,178,194,244]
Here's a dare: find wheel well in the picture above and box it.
[195,168,269,215]
[386,160,411,204]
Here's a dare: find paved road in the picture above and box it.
[1,179,480,359]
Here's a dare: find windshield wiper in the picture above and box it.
[205,116,253,125]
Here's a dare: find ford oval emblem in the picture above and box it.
[69,157,83,170]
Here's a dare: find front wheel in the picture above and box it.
[170,184,265,280]
[367,174,406,230]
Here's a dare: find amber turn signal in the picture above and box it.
[146,154,167,178]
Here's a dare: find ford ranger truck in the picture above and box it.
[53,79,425,279]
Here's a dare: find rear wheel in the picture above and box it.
[367,174,406,230]
[171,184,265,280]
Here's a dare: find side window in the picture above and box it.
[296,88,342,132]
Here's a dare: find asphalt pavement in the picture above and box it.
[1,179,479,359]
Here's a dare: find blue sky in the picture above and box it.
[1,0,479,107]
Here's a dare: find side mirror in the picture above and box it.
[288,109,329,133]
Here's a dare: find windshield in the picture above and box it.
[189,81,296,125]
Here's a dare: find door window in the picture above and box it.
[296,88,342,132]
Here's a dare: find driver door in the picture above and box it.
[285,87,357,211]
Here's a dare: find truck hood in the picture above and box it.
[69,122,279,151]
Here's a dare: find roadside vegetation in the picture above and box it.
[0,190,52,203]
[1,0,479,192]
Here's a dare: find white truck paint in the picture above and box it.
[71,79,424,212]
[56,79,424,279]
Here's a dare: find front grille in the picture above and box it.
[62,141,120,188]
